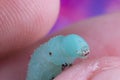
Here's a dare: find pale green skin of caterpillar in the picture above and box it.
[26,34,90,80]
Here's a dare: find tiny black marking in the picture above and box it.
[61,64,65,71]
[49,52,52,56]
[51,77,54,80]
[61,63,69,71]
[69,63,72,67]
[62,64,65,67]
[84,52,89,56]
[65,63,68,67]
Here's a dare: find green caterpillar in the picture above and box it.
[26,34,90,80]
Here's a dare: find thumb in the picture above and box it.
[0,0,59,57]
[55,57,120,80]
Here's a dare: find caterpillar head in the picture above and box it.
[46,34,90,65]
[62,34,90,58]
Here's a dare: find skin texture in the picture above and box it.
[0,0,120,80]
[0,0,59,57]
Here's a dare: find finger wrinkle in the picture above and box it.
[0,0,59,55]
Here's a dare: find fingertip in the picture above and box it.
[55,57,120,80]
[0,0,60,57]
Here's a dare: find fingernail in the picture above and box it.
[55,57,120,80]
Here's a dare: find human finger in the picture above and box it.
[55,57,120,80]
[0,0,60,57]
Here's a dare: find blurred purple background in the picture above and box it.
[50,0,120,33]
